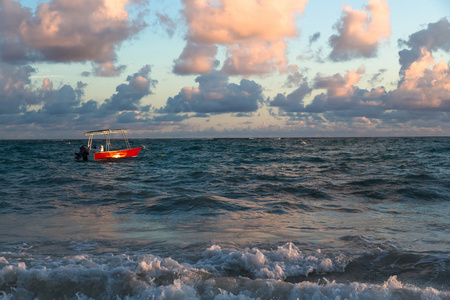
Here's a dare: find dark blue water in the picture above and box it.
[0,137,449,299]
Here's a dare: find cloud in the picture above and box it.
[173,41,219,75]
[92,61,127,77]
[175,0,308,75]
[0,0,146,74]
[271,68,388,120]
[0,64,157,127]
[100,65,157,113]
[329,0,391,61]
[116,111,147,123]
[284,66,305,88]
[0,0,35,63]
[272,35,450,126]
[368,68,387,85]
[314,68,365,97]
[388,48,450,111]
[41,83,84,115]
[221,39,289,76]
[153,113,191,123]
[0,63,40,114]
[158,71,264,114]
[270,80,312,112]
[155,12,177,38]
[0,66,88,126]
[398,18,450,72]
[308,69,386,116]
[390,18,450,111]
[309,32,321,45]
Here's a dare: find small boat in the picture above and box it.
[75,129,142,161]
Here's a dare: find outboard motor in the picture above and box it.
[75,145,90,161]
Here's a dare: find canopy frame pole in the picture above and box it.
[122,130,131,149]
[87,134,93,150]
[104,131,112,151]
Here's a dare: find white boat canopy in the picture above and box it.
[84,129,131,151]
[84,129,129,136]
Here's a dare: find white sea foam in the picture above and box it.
[1,243,448,300]
[198,242,347,279]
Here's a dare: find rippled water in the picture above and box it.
[0,137,449,299]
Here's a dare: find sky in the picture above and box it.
[0,0,450,139]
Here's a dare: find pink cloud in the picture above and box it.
[20,0,141,61]
[222,40,289,76]
[93,61,127,77]
[183,0,304,43]
[0,0,145,73]
[314,68,365,97]
[398,18,450,71]
[329,0,391,61]
[173,42,218,75]
[41,78,53,91]
[175,0,308,75]
[271,39,450,124]
[0,0,33,62]
[389,48,450,110]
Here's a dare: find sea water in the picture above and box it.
[0,137,449,299]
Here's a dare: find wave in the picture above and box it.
[0,242,448,300]
[136,195,250,216]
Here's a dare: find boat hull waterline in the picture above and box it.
[93,147,142,160]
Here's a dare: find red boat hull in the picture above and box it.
[93,147,142,160]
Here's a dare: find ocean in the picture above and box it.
[0,137,449,299]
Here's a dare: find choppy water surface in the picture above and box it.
[0,137,449,299]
